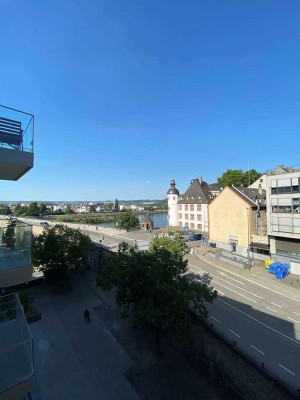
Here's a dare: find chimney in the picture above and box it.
[258,183,263,195]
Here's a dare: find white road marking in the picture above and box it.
[251,345,265,355]
[265,307,277,313]
[211,316,220,323]
[229,329,240,338]
[218,298,300,347]
[278,364,295,376]
[193,253,300,303]
[293,311,300,317]
[189,263,262,300]
[271,302,283,309]
[213,281,257,304]
[219,271,245,285]
[217,290,224,295]
[287,316,300,324]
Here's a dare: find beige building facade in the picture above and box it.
[209,186,268,259]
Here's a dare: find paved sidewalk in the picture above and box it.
[194,246,300,303]
[29,271,223,400]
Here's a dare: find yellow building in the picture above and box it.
[209,185,268,258]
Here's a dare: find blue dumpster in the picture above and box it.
[268,262,281,274]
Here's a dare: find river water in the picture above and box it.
[99,212,168,229]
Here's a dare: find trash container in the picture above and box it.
[265,259,275,269]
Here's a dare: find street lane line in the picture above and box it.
[229,329,240,338]
[218,298,300,347]
[193,253,300,303]
[293,312,300,317]
[210,316,220,323]
[251,345,265,355]
[212,281,257,304]
[189,263,262,300]
[217,290,224,295]
[265,307,277,313]
[278,364,295,376]
[219,271,245,285]
[287,317,300,324]
[271,302,283,309]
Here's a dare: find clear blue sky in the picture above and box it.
[1,0,300,201]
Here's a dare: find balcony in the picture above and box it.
[0,293,34,400]
[0,105,34,181]
[0,219,32,288]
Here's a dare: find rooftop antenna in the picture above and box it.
[248,160,250,186]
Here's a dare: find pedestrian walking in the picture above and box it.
[84,309,91,322]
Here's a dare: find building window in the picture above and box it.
[185,214,188,219]
[271,186,300,194]
[191,223,195,229]
[185,205,188,211]
[197,214,202,221]
[179,221,182,226]
[190,214,194,220]
[191,196,194,200]
[190,204,194,211]
[198,195,202,200]
[179,213,182,219]
[197,224,202,230]
[179,205,182,211]
[186,196,189,200]
[173,196,175,200]
[197,205,202,211]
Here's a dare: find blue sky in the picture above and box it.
[1,0,300,201]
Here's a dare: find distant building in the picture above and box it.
[140,214,153,231]
[209,185,268,258]
[167,178,221,232]
[266,169,300,274]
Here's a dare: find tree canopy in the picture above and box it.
[115,210,139,230]
[217,169,262,188]
[32,225,92,287]
[0,204,12,215]
[97,237,217,354]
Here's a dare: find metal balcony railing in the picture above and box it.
[0,219,32,273]
[0,293,34,396]
[0,105,34,154]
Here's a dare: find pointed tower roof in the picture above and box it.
[167,179,179,195]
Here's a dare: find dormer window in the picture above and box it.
[186,196,189,200]
[191,196,194,200]
[198,195,202,200]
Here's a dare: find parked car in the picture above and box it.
[188,233,202,241]
[40,221,49,227]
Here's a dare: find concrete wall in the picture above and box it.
[209,187,250,248]
[0,264,33,288]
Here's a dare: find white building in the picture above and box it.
[266,169,300,275]
[167,178,220,233]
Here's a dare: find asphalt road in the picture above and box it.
[25,218,300,394]
[186,252,300,393]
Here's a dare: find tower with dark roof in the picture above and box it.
[167,179,179,226]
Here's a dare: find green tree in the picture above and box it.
[32,225,92,287]
[242,169,262,186]
[14,204,27,216]
[115,210,139,230]
[65,205,73,214]
[2,220,16,249]
[114,198,119,212]
[39,203,47,215]
[0,204,12,215]
[26,202,40,216]
[97,237,217,355]
[217,168,262,188]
